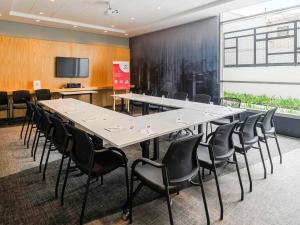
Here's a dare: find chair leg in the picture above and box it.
[26,123,34,148]
[274,132,283,164]
[243,152,252,192]
[39,138,49,173]
[205,123,208,141]
[124,163,130,206]
[33,131,41,161]
[234,153,244,201]
[42,143,53,181]
[258,141,267,179]
[61,157,71,206]
[24,120,31,145]
[20,115,26,139]
[31,129,38,157]
[213,167,223,220]
[129,181,144,224]
[264,135,274,174]
[197,169,210,225]
[80,174,92,225]
[164,187,174,225]
[55,154,66,198]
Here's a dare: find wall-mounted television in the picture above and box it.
[55,57,89,78]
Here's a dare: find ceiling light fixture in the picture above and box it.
[73,25,78,28]
[50,0,55,2]
[157,6,161,10]
[125,33,128,36]
[104,30,108,33]
[35,19,40,22]
[104,1,119,16]
[130,17,135,20]
[0,13,2,16]
[39,12,44,15]
[111,25,115,28]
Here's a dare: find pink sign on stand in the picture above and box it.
[112,61,130,90]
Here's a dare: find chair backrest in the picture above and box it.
[12,90,30,104]
[67,125,94,168]
[0,92,8,106]
[193,94,211,104]
[37,106,52,133]
[25,100,35,117]
[162,134,203,183]
[35,89,51,101]
[219,97,241,108]
[50,114,71,154]
[131,88,141,94]
[156,90,169,98]
[173,92,188,100]
[238,113,262,143]
[32,104,42,125]
[261,108,277,132]
[143,90,153,96]
[209,122,237,160]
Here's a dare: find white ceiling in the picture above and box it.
[0,0,269,37]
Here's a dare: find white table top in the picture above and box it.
[60,90,98,95]
[113,93,244,117]
[39,98,244,148]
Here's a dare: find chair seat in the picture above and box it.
[134,164,176,193]
[233,133,258,153]
[80,150,124,177]
[197,146,227,169]
[13,103,27,109]
[257,127,276,140]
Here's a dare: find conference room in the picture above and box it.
[1,0,300,224]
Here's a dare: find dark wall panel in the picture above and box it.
[130,16,220,101]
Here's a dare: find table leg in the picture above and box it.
[153,137,159,160]
[140,140,150,158]
[120,98,125,112]
[198,124,203,134]
[90,93,93,104]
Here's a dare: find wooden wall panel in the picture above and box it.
[0,35,130,91]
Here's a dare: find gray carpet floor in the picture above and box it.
[0,124,299,225]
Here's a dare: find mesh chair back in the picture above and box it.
[209,122,237,159]
[12,90,30,104]
[0,92,8,106]
[239,113,262,143]
[193,94,211,104]
[219,97,241,108]
[156,90,168,98]
[68,125,94,167]
[162,134,203,182]
[261,107,277,132]
[35,89,51,101]
[50,115,71,154]
[173,92,188,100]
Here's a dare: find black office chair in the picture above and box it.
[234,113,266,192]
[61,125,129,225]
[129,134,210,225]
[193,94,211,104]
[23,101,35,148]
[197,122,243,220]
[149,90,169,112]
[35,89,51,101]
[30,104,42,158]
[257,108,282,174]
[131,89,153,115]
[12,90,31,119]
[0,91,10,119]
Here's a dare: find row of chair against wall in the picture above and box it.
[0,89,51,119]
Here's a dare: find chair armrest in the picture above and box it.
[107,147,128,163]
[205,132,215,142]
[132,158,164,170]
[199,142,210,148]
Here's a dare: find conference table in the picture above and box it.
[59,90,98,104]
[40,94,245,160]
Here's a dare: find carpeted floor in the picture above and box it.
[0,123,299,225]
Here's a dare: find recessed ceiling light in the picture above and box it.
[104,30,108,33]
[130,17,135,20]
[157,6,161,10]
[50,0,55,2]
[73,25,78,28]
[125,33,128,36]
[35,19,40,22]
[111,25,115,28]
[39,12,44,15]
[0,13,2,17]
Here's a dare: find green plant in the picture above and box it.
[224,92,300,111]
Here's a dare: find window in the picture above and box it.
[223,20,300,67]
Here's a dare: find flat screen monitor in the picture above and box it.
[55,57,89,78]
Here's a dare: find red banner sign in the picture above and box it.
[112,61,130,90]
